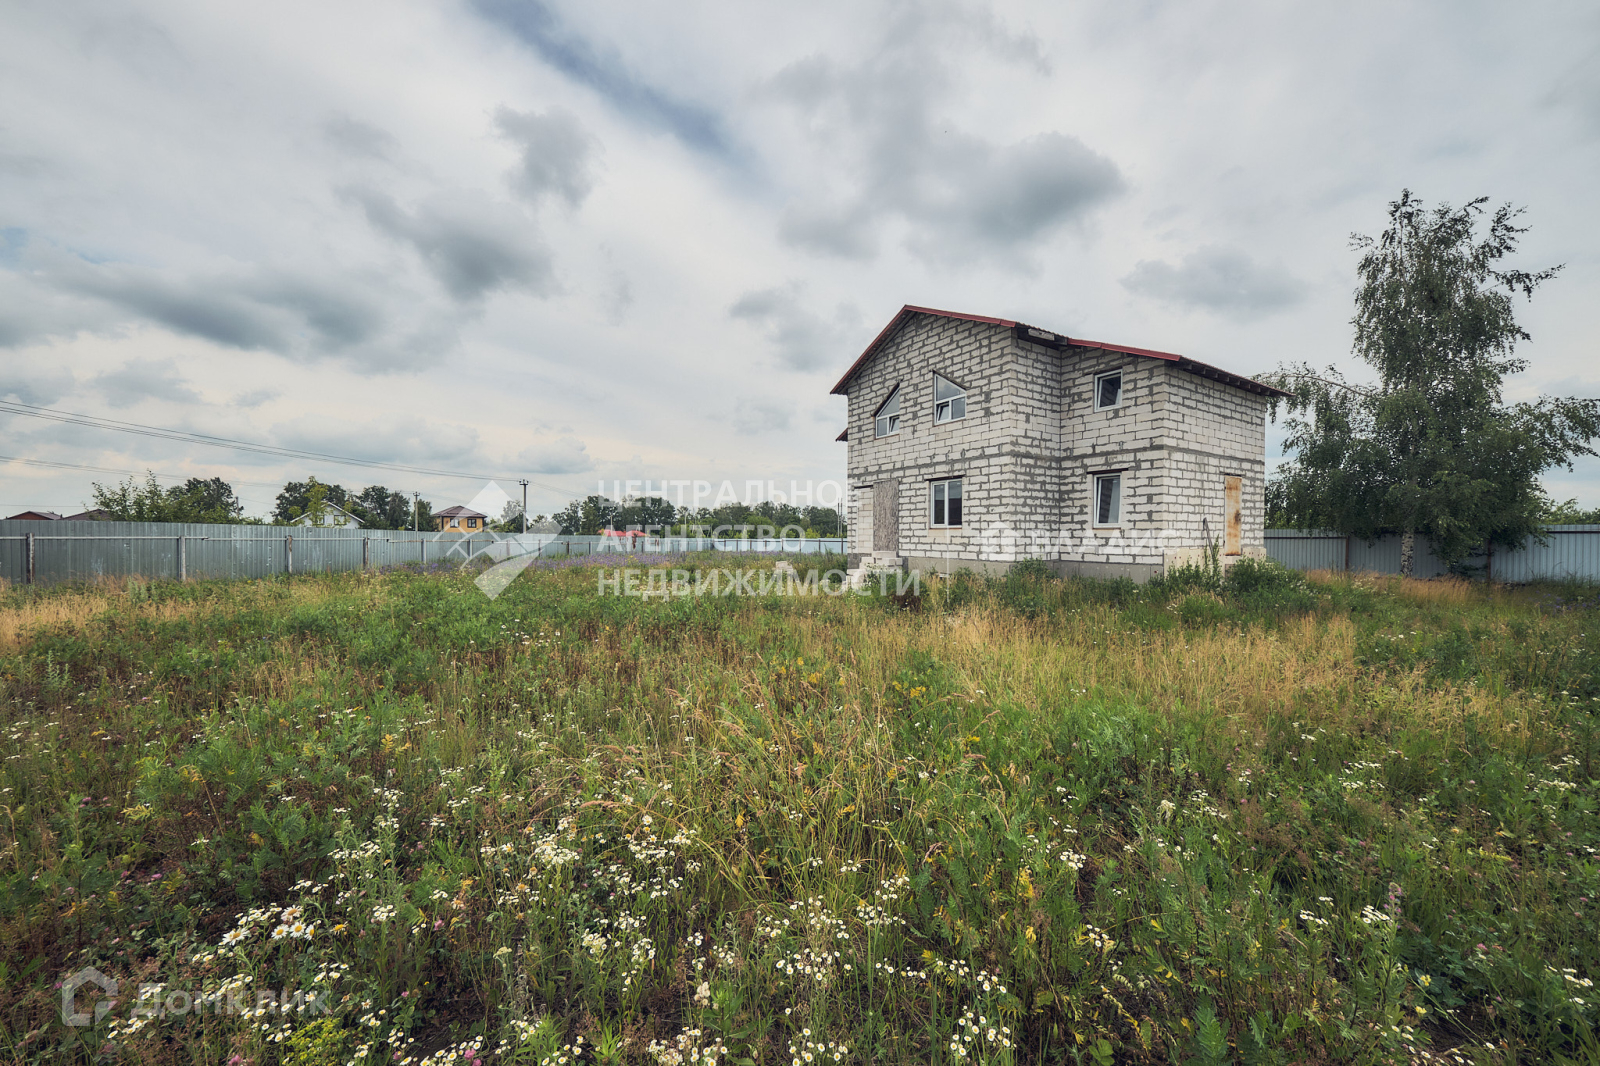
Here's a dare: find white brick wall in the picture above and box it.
[842,313,1270,574]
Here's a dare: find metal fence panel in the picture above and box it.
[1490,526,1600,582]
[1267,526,1600,581]
[0,522,851,587]
[1262,532,1346,571]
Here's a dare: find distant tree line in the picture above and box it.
[84,477,848,536]
[552,495,845,537]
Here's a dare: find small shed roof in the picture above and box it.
[5,510,63,521]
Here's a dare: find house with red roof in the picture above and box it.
[831,305,1291,581]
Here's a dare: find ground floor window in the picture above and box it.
[1093,473,1121,526]
[930,477,962,527]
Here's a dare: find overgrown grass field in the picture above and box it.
[1,555,1597,1065]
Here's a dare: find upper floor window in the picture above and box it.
[933,373,967,424]
[875,386,902,438]
[1094,370,1123,411]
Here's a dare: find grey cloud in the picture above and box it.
[731,399,794,436]
[51,256,391,353]
[92,357,201,408]
[232,388,280,408]
[77,11,189,85]
[3,247,445,370]
[0,268,113,349]
[253,278,384,348]
[0,151,50,179]
[323,115,399,160]
[601,269,634,326]
[348,188,554,302]
[729,285,861,372]
[1121,246,1307,319]
[59,262,290,350]
[518,437,594,474]
[1548,46,1600,134]
[495,107,596,206]
[0,362,74,405]
[470,0,731,157]
[273,417,482,467]
[768,42,1121,265]
[779,201,878,259]
[907,132,1123,260]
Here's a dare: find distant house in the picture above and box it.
[290,503,363,528]
[5,510,63,521]
[63,509,112,521]
[433,506,487,532]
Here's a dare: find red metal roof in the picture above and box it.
[829,304,1288,399]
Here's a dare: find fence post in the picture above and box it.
[177,536,186,582]
[363,538,370,570]
[286,534,293,575]
[25,531,34,584]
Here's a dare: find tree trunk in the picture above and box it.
[1399,529,1415,578]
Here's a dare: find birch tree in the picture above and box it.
[1261,191,1600,576]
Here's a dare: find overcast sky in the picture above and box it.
[3,0,1598,520]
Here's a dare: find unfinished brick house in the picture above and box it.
[832,305,1291,581]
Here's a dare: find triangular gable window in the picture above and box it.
[934,373,967,424]
[875,386,902,438]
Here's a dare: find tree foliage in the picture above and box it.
[272,480,418,528]
[274,480,349,523]
[91,474,247,524]
[1261,191,1600,573]
[349,485,413,530]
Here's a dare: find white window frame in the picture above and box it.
[929,477,963,528]
[874,385,902,438]
[933,373,967,425]
[1091,473,1122,527]
[1093,370,1124,411]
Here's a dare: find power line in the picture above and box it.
[0,399,583,498]
[0,452,286,489]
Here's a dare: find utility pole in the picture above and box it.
[518,479,529,534]
[413,491,421,532]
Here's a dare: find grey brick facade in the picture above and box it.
[834,307,1287,581]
